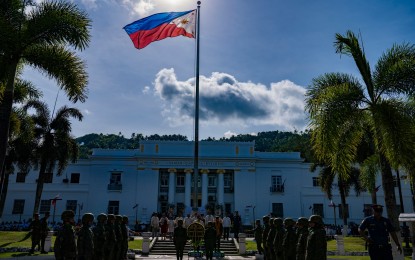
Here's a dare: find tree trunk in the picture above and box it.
[0,59,18,188]
[33,162,47,216]
[0,169,10,219]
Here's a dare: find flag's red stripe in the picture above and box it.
[128,23,194,49]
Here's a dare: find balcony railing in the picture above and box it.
[159,187,168,193]
[208,187,217,193]
[191,187,202,193]
[270,185,284,193]
[224,187,234,193]
[108,183,122,191]
[176,187,185,193]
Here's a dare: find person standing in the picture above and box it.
[173,219,187,260]
[262,215,271,260]
[222,214,231,240]
[93,213,107,260]
[233,211,241,242]
[54,210,77,260]
[121,216,130,260]
[104,214,117,260]
[214,216,223,252]
[39,211,50,254]
[29,213,41,254]
[282,218,297,260]
[295,217,309,260]
[359,204,402,260]
[305,215,327,260]
[253,219,263,255]
[204,222,216,260]
[267,218,277,260]
[150,213,160,238]
[160,214,168,240]
[77,213,95,260]
[273,218,285,260]
[184,214,192,229]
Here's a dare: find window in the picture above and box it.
[66,200,77,212]
[44,172,53,183]
[312,177,320,187]
[339,204,349,219]
[160,172,169,186]
[271,175,284,192]
[176,173,185,187]
[110,172,121,185]
[12,200,25,214]
[108,201,119,215]
[208,174,216,187]
[272,203,284,218]
[16,172,26,183]
[70,173,80,183]
[363,204,372,217]
[40,200,51,214]
[224,173,233,187]
[313,203,324,217]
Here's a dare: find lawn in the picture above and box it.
[0,231,142,258]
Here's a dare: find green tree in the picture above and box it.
[24,100,82,215]
[0,0,91,179]
[305,31,415,248]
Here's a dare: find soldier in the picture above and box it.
[282,218,297,260]
[173,219,187,260]
[121,216,130,260]
[93,213,107,260]
[267,218,277,260]
[253,219,263,255]
[54,210,77,260]
[204,221,216,260]
[104,214,117,260]
[359,204,402,260]
[114,215,123,260]
[78,213,95,260]
[305,215,327,260]
[29,213,41,254]
[39,211,50,254]
[214,216,223,252]
[273,218,285,260]
[233,211,242,242]
[261,215,271,260]
[295,217,309,260]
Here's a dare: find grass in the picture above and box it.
[0,231,142,258]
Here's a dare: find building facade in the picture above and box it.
[2,141,413,226]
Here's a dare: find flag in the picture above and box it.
[51,194,61,207]
[123,10,196,49]
[375,185,381,192]
[329,200,335,207]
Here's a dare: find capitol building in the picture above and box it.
[2,141,413,225]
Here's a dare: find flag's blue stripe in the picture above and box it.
[123,10,194,35]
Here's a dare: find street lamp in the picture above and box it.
[133,203,139,224]
[328,201,338,229]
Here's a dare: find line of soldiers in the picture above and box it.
[256,214,327,260]
[53,210,130,260]
[28,211,50,254]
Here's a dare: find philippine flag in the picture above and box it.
[123,10,196,49]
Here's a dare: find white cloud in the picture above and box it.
[224,131,237,138]
[120,0,155,16]
[80,0,97,9]
[83,109,92,115]
[150,68,308,132]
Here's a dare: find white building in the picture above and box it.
[2,141,413,226]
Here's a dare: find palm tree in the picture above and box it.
[0,0,91,178]
[24,100,82,215]
[305,31,415,250]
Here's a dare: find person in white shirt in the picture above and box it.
[222,213,231,240]
[184,214,193,228]
[150,213,160,238]
[205,212,214,224]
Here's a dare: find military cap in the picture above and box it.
[82,213,94,224]
[107,214,115,221]
[274,217,283,226]
[283,218,295,226]
[61,210,75,221]
[262,215,270,220]
[122,215,129,222]
[97,213,108,222]
[372,204,384,211]
[308,215,324,225]
[115,215,123,222]
[297,217,308,226]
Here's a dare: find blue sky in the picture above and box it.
[23,0,415,140]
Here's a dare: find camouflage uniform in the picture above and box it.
[282,218,297,260]
[54,210,77,260]
[173,219,187,260]
[93,214,107,260]
[273,218,285,260]
[29,214,41,254]
[267,218,277,260]
[296,218,309,260]
[114,215,123,260]
[78,213,95,260]
[104,214,117,260]
[121,216,129,259]
[261,216,271,260]
[306,215,327,260]
[253,220,263,254]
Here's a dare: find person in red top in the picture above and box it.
[214,216,223,252]
[160,214,168,240]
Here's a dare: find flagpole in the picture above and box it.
[193,1,201,210]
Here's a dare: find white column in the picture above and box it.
[217,170,225,205]
[184,169,192,208]
[201,170,209,209]
[168,168,176,205]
